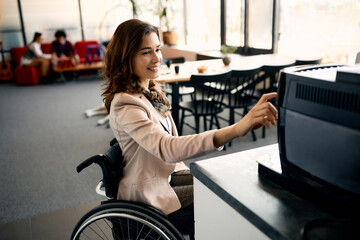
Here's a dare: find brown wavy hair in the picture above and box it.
[102,19,160,112]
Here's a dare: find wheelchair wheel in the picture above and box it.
[71,201,184,240]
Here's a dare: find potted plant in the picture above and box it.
[220,45,237,66]
[152,0,178,45]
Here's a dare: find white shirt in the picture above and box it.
[20,42,51,66]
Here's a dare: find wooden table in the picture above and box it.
[53,61,104,73]
[156,54,295,128]
[53,61,104,81]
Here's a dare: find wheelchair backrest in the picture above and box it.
[77,140,124,199]
[101,142,124,198]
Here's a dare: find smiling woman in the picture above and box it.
[101,18,278,240]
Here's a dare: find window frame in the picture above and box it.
[221,0,280,55]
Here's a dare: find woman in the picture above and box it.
[102,19,277,238]
[21,32,52,80]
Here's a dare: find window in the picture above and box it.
[185,0,221,50]
[21,0,81,44]
[222,0,278,55]
[278,0,360,64]
[81,0,133,42]
[0,1,22,51]
[248,0,273,50]
[225,0,244,47]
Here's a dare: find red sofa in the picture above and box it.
[11,43,51,86]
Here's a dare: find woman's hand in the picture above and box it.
[234,92,278,137]
[213,93,278,148]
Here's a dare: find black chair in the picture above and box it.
[295,58,322,66]
[162,57,195,101]
[178,71,232,135]
[223,67,262,143]
[261,63,295,93]
[72,140,190,240]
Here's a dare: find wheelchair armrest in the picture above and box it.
[77,155,103,173]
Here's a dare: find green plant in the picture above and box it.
[220,45,237,54]
[129,0,139,18]
[152,0,176,31]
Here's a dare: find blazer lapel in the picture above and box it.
[168,114,178,136]
[141,96,170,134]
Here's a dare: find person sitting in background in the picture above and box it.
[21,32,52,81]
[102,19,278,240]
[50,30,79,67]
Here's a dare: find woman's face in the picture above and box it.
[36,35,44,43]
[132,32,162,84]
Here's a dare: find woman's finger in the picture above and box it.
[251,107,277,123]
[257,92,277,105]
[256,101,278,119]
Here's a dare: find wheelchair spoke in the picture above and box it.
[135,224,145,240]
[143,228,152,239]
[86,225,107,239]
[94,219,110,240]
[72,204,183,240]
[127,218,130,239]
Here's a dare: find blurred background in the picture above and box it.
[1,0,360,64]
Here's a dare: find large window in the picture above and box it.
[184,0,221,50]
[81,0,133,42]
[248,0,273,50]
[0,1,24,51]
[225,0,244,47]
[2,0,359,64]
[278,0,360,64]
[223,0,278,55]
[21,0,81,44]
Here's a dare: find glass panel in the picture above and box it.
[225,0,244,47]
[81,0,133,43]
[278,0,360,64]
[21,0,81,44]
[0,0,23,49]
[185,0,220,50]
[248,0,273,49]
[145,0,185,46]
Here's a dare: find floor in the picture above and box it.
[0,200,101,240]
[0,77,278,239]
[0,128,277,240]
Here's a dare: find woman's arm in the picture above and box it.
[32,42,51,59]
[213,93,278,148]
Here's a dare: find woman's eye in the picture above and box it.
[155,49,161,52]
[142,51,150,55]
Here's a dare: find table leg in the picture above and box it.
[171,82,180,128]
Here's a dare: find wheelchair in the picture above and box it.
[71,139,187,240]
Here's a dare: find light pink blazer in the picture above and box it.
[109,92,218,215]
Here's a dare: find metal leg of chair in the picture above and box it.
[215,115,221,131]
[203,116,207,131]
[209,115,214,130]
[251,130,257,141]
[195,116,200,134]
[262,126,266,138]
[229,108,235,125]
